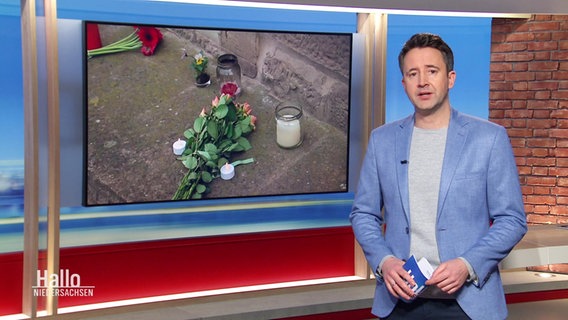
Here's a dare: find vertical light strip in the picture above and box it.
[21,0,39,317]
[355,12,388,148]
[44,0,61,315]
[373,13,388,129]
[356,12,375,151]
[353,12,375,279]
[353,12,389,279]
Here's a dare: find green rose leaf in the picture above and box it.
[196,184,207,194]
[197,150,211,161]
[225,125,234,139]
[218,140,232,152]
[233,125,242,139]
[214,103,229,119]
[207,121,219,139]
[194,116,205,133]
[201,171,212,183]
[226,103,238,122]
[204,143,218,154]
[184,128,196,139]
[226,142,243,152]
[240,118,252,134]
[182,156,198,170]
[237,137,252,151]
[182,137,196,153]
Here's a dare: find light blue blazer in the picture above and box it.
[350,108,527,320]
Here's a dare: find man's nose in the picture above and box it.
[418,73,429,88]
[418,76,429,87]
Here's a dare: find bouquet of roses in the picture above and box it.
[173,94,257,200]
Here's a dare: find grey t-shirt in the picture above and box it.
[408,126,448,267]
[409,126,455,298]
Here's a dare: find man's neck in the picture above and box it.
[414,106,451,129]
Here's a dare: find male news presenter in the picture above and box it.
[349,33,527,320]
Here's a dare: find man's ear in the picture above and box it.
[448,70,456,89]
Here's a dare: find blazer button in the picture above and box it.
[405,227,409,234]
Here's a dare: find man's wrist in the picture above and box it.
[458,257,478,283]
[376,254,395,278]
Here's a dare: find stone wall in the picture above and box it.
[173,28,352,133]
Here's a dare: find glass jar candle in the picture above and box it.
[275,105,303,149]
[216,53,242,96]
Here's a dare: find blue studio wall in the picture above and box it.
[386,15,491,122]
[0,1,491,253]
[0,5,24,218]
[0,0,360,253]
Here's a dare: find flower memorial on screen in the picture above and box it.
[87,25,163,58]
[172,94,257,200]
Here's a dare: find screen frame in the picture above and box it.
[82,20,356,208]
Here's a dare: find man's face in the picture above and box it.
[401,47,456,117]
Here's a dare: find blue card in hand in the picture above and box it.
[403,255,434,297]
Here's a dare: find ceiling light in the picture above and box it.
[150,0,531,18]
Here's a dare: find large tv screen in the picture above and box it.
[84,21,353,206]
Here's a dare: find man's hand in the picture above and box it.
[381,257,416,300]
[426,258,469,294]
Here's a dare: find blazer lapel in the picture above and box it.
[396,116,414,223]
[437,109,469,220]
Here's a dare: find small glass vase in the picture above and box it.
[216,54,242,96]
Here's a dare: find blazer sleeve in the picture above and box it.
[461,126,527,287]
[349,130,390,276]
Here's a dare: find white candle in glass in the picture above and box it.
[172,139,186,155]
[276,117,301,148]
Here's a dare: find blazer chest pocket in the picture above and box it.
[454,172,485,181]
